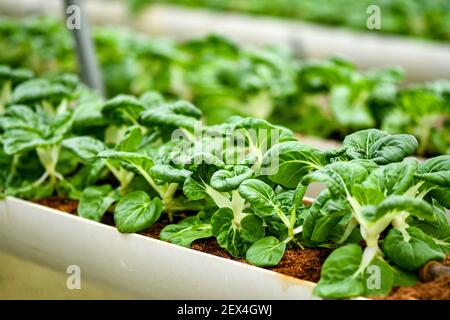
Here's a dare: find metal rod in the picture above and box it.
[419,261,450,282]
[64,0,105,97]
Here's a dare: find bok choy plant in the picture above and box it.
[300,131,449,298]
[63,95,203,232]
[0,69,448,300]
[0,65,33,112]
[161,127,449,298]
[160,116,299,257]
[1,18,449,156]
[0,72,82,198]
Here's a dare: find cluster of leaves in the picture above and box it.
[1,68,449,299]
[1,17,449,156]
[162,126,450,298]
[0,17,297,124]
[299,132,450,298]
[129,0,450,42]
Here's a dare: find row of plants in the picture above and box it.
[128,0,450,42]
[0,67,449,298]
[0,17,449,157]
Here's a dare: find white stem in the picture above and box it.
[205,185,232,209]
[293,225,303,235]
[338,217,359,243]
[392,214,411,242]
[354,245,379,278]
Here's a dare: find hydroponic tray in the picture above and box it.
[0,197,319,299]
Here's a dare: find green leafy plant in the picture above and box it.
[1,69,448,300]
[0,104,74,197]
[129,0,450,42]
[1,18,449,156]
[0,65,33,112]
[302,154,449,298]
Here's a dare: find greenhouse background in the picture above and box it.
[0,0,449,301]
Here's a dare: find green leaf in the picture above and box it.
[57,147,81,175]
[98,150,153,175]
[330,85,375,129]
[362,159,418,195]
[0,65,33,84]
[182,163,218,201]
[114,191,163,233]
[66,161,105,192]
[168,100,202,119]
[210,166,253,192]
[11,78,71,104]
[72,99,107,129]
[186,153,225,168]
[302,190,331,243]
[313,244,365,298]
[78,185,119,222]
[160,216,212,247]
[139,101,201,130]
[246,236,286,267]
[366,133,418,164]
[239,214,266,243]
[0,104,36,130]
[3,111,73,155]
[150,164,191,183]
[391,266,419,287]
[372,196,436,224]
[9,180,54,200]
[139,91,164,109]
[416,155,450,188]
[351,185,384,206]
[183,176,208,201]
[343,129,418,164]
[238,179,279,217]
[362,258,394,297]
[411,203,450,254]
[3,129,44,155]
[115,126,142,152]
[62,136,106,163]
[211,208,242,257]
[302,190,352,244]
[302,162,368,196]
[264,141,328,189]
[382,227,446,271]
[311,212,345,243]
[232,117,294,146]
[211,207,264,257]
[102,94,145,125]
[425,184,450,209]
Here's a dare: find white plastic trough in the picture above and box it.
[0,197,319,299]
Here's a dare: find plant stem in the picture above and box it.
[162,183,179,222]
[105,160,134,193]
[36,144,61,187]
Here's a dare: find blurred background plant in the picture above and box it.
[129,0,450,42]
[1,16,448,156]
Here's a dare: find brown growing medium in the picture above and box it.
[268,247,331,283]
[380,277,450,300]
[35,197,78,214]
[36,197,449,299]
